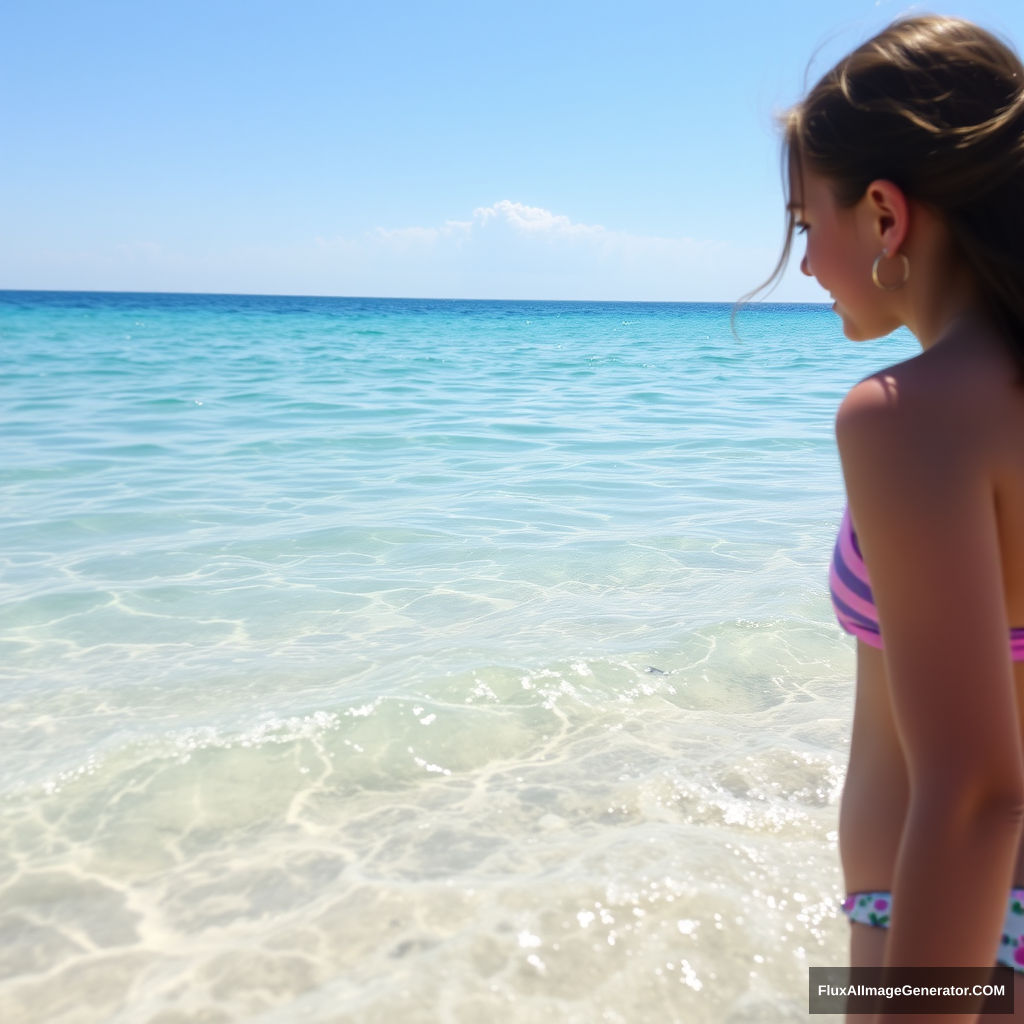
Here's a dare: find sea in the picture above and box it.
[0,291,919,1024]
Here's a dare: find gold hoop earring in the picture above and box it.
[871,249,910,291]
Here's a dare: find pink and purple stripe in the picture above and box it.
[829,507,1024,660]
[829,507,883,649]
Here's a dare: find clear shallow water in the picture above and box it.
[0,292,918,1023]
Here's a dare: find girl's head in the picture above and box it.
[772,16,1024,356]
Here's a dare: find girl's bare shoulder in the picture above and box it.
[836,330,1022,471]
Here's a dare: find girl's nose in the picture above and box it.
[800,254,812,277]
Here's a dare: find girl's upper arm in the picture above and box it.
[835,375,1021,798]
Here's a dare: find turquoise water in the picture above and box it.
[0,292,918,1023]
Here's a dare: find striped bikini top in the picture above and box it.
[829,506,1024,660]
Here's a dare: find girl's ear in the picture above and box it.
[863,180,910,254]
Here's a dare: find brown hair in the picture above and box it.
[756,16,1024,363]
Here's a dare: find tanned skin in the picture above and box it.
[794,166,1024,1023]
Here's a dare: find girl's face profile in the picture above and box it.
[792,164,902,342]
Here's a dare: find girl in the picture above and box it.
[775,16,1024,1021]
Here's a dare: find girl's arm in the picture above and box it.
[837,371,1024,1018]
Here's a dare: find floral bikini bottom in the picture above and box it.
[843,890,1024,974]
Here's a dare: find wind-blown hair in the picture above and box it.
[757,16,1024,363]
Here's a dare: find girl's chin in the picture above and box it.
[832,303,855,334]
[833,305,872,342]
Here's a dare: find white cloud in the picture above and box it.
[1,200,826,302]
[476,200,595,235]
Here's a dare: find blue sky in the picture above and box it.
[1,0,1022,300]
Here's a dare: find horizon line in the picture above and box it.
[0,287,831,306]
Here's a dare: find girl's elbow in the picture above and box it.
[996,786,1024,829]
[965,781,1024,837]
[917,775,1024,832]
